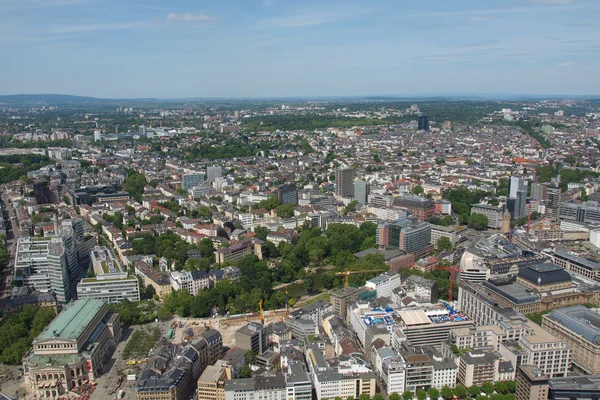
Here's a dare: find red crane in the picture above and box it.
[433,265,461,302]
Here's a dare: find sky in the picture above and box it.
[1,0,599,98]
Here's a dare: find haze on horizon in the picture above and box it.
[1,0,599,99]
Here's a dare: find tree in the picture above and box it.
[254,226,269,241]
[494,381,508,394]
[428,387,440,400]
[482,382,495,395]
[343,200,358,214]
[467,385,480,398]
[401,390,413,400]
[373,394,384,400]
[468,213,489,230]
[245,349,257,366]
[388,393,401,400]
[359,394,370,400]
[507,380,516,393]
[145,284,156,298]
[416,389,427,400]
[454,384,467,399]
[304,273,316,294]
[276,204,295,218]
[239,364,252,378]
[123,170,147,203]
[440,386,454,400]
[412,185,424,195]
[437,236,453,251]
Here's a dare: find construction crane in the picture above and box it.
[285,290,290,316]
[433,265,461,302]
[335,268,387,288]
[259,300,264,325]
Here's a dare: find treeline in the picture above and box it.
[123,169,147,203]
[518,121,551,148]
[0,305,56,364]
[0,136,73,149]
[536,165,599,192]
[244,115,409,132]
[0,154,52,184]
[443,187,490,223]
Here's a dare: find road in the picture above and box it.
[0,187,17,306]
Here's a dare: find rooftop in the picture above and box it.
[546,306,600,345]
[35,299,106,342]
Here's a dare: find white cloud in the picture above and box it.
[166,13,216,22]
[466,16,492,22]
[558,62,575,67]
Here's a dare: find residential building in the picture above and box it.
[215,238,264,264]
[170,270,210,296]
[23,299,122,399]
[134,261,172,300]
[224,374,287,400]
[335,167,354,198]
[285,363,312,400]
[77,246,140,303]
[403,275,439,303]
[457,350,499,387]
[381,356,406,395]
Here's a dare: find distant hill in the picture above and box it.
[0,94,106,104]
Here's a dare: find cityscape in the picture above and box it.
[1,1,600,400]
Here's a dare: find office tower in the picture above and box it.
[509,176,527,219]
[531,182,547,201]
[182,173,205,191]
[335,167,354,198]
[33,181,52,204]
[277,183,298,205]
[354,180,371,204]
[13,237,71,302]
[207,166,222,183]
[545,177,561,223]
[93,130,102,142]
[138,125,147,137]
[418,114,429,131]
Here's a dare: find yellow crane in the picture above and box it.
[259,300,264,325]
[335,268,388,288]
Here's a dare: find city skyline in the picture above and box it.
[1,0,599,98]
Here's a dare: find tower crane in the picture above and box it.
[259,300,264,325]
[433,265,461,302]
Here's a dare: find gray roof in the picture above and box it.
[518,263,571,285]
[547,306,600,345]
[554,248,600,271]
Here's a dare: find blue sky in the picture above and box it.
[1,0,599,98]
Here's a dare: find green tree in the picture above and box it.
[401,391,413,400]
[373,394,384,400]
[454,384,467,399]
[389,393,401,400]
[437,236,453,251]
[495,381,508,394]
[343,200,359,214]
[254,226,269,241]
[145,284,156,298]
[416,389,427,400]
[412,185,424,195]
[482,382,495,395]
[359,394,370,400]
[468,213,489,230]
[304,273,316,295]
[239,364,252,378]
[428,387,439,400]
[467,385,480,398]
[275,204,295,218]
[440,386,454,399]
[123,170,147,203]
[245,349,257,365]
[507,380,516,393]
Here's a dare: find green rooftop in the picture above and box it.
[35,299,106,342]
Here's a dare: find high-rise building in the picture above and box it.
[93,130,102,142]
[13,237,71,302]
[545,177,561,223]
[207,166,222,183]
[277,183,298,205]
[531,182,547,201]
[354,181,371,204]
[377,219,433,259]
[335,168,354,198]
[418,115,429,131]
[509,176,527,219]
[182,173,205,191]
[139,125,147,137]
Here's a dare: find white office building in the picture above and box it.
[365,271,401,298]
[76,246,140,303]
